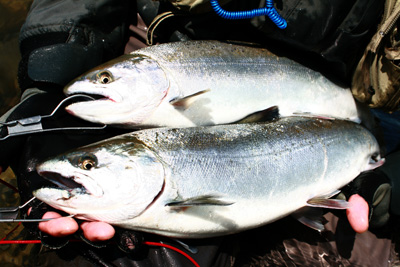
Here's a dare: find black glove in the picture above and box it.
[378,150,400,217]
[18,0,135,93]
[341,169,392,228]
[0,89,241,266]
[0,89,127,244]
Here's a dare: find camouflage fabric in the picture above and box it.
[352,0,400,111]
[168,0,232,13]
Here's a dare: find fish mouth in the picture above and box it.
[68,92,115,102]
[64,78,118,102]
[38,171,88,194]
[65,80,121,103]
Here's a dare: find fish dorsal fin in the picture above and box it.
[235,106,280,124]
[170,89,211,110]
[165,195,234,207]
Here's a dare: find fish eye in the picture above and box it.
[97,71,113,84]
[82,159,95,170]
[79,155,97,170]
[370,153,381,163]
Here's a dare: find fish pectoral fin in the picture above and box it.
[292,207,326,232]
[294,193,350,232]
[234,106,280,124]
[165,195,234,207]
[170,89,211,110]
[306,197,350,209]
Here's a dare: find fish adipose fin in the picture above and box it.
[235,106,280,124]
[170,89,211,110]
[166,195,234,207]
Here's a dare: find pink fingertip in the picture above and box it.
[39,214,79,237]
[346,194,369,233]
[80,221,115,242]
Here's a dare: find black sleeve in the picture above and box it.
[253,0,385,82]
[161,0,384,84]
[18,0,136,92]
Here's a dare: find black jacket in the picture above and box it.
[3,0,395,266]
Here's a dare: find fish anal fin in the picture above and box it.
[292,207,327,232]
[235,106,280,124]
[170,89,211,109]
[166,195,233,207]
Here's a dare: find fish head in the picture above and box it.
[34,137,165,223]
[64,55,169,126]
[354,126,385,173]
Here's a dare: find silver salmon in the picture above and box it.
[64,41,365,128]
[34,117,382,238]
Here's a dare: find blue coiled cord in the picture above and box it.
[210,0,287,29]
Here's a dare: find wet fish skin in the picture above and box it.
[64,40,363,127]
[34,117,381,238]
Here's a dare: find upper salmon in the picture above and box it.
[64,40,366,128]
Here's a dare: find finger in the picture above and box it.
[39,212,79,237]
[80,221,115,242]
[346,194,369,233]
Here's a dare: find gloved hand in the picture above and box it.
[379,150,400,217]
[39,211,115,243]
[1,90,176,262]
[341,168,392,231]
[0,89,128,248]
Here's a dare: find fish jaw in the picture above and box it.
[34,159,105,216]
[65,98,144,126]
[34,140,166,223]
[63,56,169,127]
[64,78,142,125]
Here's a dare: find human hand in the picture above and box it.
[2,90,127,243]
[346,194,369,233]
[345,169,392,233]
[39,211,115,242]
